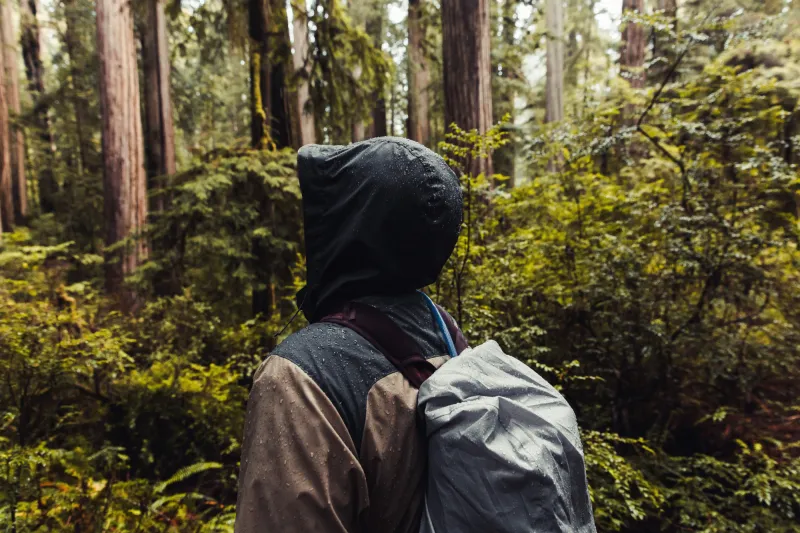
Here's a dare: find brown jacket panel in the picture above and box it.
[360,356,450,533]
[235,355,370,533]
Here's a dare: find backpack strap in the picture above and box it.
[320,302,436,389]
[434,304,469,355]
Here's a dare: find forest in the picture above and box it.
[0,0,798,531]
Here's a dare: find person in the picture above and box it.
[234,137,466,533]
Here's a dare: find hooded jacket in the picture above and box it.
[235,138,465,533]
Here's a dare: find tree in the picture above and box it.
[268,0,293,150]
[141,0,176,212]
[1,0,26,222]
[248,0,294,318]
[441,0,494,176]
[346,0,370,141]
[492,0,527,186]
[96,0,148,303]
[249,0,271,148]
[290,1,315,146]
[365,13,387,138]
[545,0,565,124]
[620,0,645,89]
[248,0,292,150]
[63,0,95,176]
[0,23,11,233]
[19,0,57,212]
[408,0,431,145]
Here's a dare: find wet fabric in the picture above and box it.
[417,340,597,533]
[235,138,465,533]
[296,138,463,322]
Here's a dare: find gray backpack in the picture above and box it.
[322,293,597,533]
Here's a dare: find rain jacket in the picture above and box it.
[235,138,464,533]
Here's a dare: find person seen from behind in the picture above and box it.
[234,137,466,533]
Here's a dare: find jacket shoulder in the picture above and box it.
[271,323,397,453]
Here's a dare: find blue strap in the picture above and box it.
[419,291,458,358]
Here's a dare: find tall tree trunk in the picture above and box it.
[1,0,26,222]
[493,0,517,186]
[620,0,645,89]
[248,0,294,318]
[408,0,431,145]
[97,0,148,307]
[441,0,494,177]
[249,0,271,149]
[269,0,293,150]
[290,0,315,146]
[0,30,12,233]
[141,0,176,212]
[365,14,387,138]
[64,0,92,176]
[545,0,565,123]
[249,0,273,318]
[19,0,57,212]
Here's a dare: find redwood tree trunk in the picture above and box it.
[0,34,12,233]
[290,1,315,146]
[142,0,176,212]
[366,14,387,138]
[441,0,493,177]
[64,0,93,176]
[408,0,431,145]
[620,0,646,89]
[1,2,26,223]
[269,0,293,150]
[20,0,57,212]
[249,0,271,149]
[249,0,273,318]
[249,0,295,319]
[493,0,517,185]
[545,0,565,124]
[97,0,148,305]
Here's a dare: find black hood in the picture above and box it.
[296,137,463,322]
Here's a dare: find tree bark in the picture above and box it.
[249,0,271,149]
[249,0,273,318]
[141,0,176,212]
[97,0,148,306]
[249,0,294,319]
[620,0,646,89]
[365,13,387,138]
[493,0,517,185]
[545,0,565,123]
[408,0,431,145]
[269,0,293,150]
[19,0,57,212]
[290,1,315,146]
[0,28,12,233]
[64,0,93,176]
[441,0,494,177]
[1,1,26,222]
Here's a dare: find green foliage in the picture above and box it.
[307,0,393,142]
[0,233,246,531]
[139,147,302,325]
[433,15,800,532]
[3,2,800,532]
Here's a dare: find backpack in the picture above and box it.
[322,294,597,533]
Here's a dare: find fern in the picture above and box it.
[154,461,223,494]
